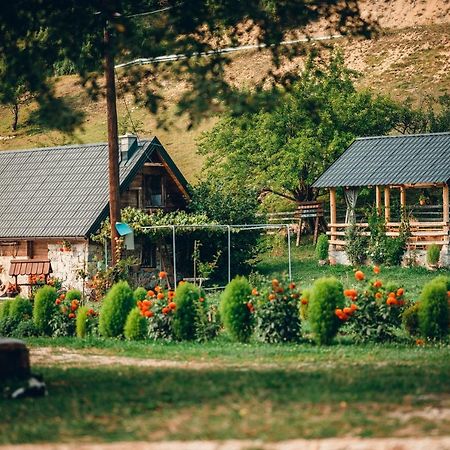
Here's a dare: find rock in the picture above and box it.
[0,338,30,380]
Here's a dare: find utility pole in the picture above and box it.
[104,23,121,265]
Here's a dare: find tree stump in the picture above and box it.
[0,338,30,380]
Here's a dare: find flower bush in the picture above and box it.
[48,291,80,337]
[252,278,301,343]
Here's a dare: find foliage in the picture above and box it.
[0,299,12,321]
[252,278,301,343]
[220,276,253,342]
[427,244,441,266]
[133,287,147,303]
[76,306,98,338]
[315,234,329,262]
[194,294,221,343]
[33,285,58,335]
[198,53,399,204]
[124,308,148,341]
[343,274,407,342]
[418,278,449,340]
[9,296,33,323]
[367,209,409,266]
[66,289,82,302]
[345,225,368,266]
[402,303,420,337]
[0,316,18,337]
[308,277,345,345]
[0,2,372,132]
[99,281,135,338]
[11,319,39,338]
[172,282,201,341]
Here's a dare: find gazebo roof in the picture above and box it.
[313,132,450,188]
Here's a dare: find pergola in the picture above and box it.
[313,133,450,264]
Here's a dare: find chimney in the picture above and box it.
[119,134,138,162]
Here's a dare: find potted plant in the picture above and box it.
[6,283,20,298]
[426,244,440,270]
[419,193,428,206]
[316,234,329,265]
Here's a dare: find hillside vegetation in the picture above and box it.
[0,0,449,182]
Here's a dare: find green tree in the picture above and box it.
[198,53,400,203]
[0,2,374,130]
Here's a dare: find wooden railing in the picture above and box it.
[327,221,449,249]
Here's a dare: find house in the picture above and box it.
[0,135,189,294]
[313,132,450,266]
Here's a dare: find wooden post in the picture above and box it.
[330,188,337,250]
[443,184,449,233]
[400,186,406,209]
[375,186,382,214]
[384,186,391,222]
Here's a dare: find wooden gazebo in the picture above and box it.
[313,132,450,266]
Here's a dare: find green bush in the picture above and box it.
[66,289,82,302]
[76,306,89,338]
[220,276,253,342]
[33,285,58,335]
[10,296,33,322]
[316,234,329,261]
[0,317,18,337]
[124,308,148,340]
[172,282,201,341]
[11,319,39,338]
[0,299,12,321]
[99,281,135,337]
[133,287,147,303]
[402,303,420,336]
[418,278,449,340]
[426,244,441,266]
[309,277,345,345]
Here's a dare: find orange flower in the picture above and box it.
[143,299,152,307]
[373,266,380,274]
[246,302,255,312]
[289,282,296,290]
[157,292,165,300]
[271,279,279,287]
[386,297,398,306]
[276,286,284,294]
[335,308,343,317]
[350,303,358,311]
[59,293,65,300]
[159,271,168,279]
[88,308,95,316]
[168,291,175,299]
[147,290,155,298]
[55,299,61,305]
[268,293,276,301]
[199,297,205,302]
[162,306,170,314]
[168,301,176,310]
[178,280,186,285]
[373,280,382,289]
[144,310,153,318]
[355,270,365,281]
[68,313,76,319]
[251,288,259,296]
[416,338,425,346]
[154,286,161,293]
[397,288,404,297]
[343,307,353,315]
[300,297,308,305]
[344,289,357,298]
[375,292,382,300]
[71,304,78,312]
[291,293,300,299]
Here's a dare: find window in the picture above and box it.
[145,175,163,207]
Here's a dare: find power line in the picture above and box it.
[115,34,342,69]
[127,3,183,18]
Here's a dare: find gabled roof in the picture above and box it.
[313,132,450,188]
[0,137,188,239]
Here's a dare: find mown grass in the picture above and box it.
[1,342,450,444]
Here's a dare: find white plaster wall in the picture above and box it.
[48,241,89,291]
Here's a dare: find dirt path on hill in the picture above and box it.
[2,437,450,450]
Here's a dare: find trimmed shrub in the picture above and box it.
[76,306,89,338]
[33,285,58,335]
[427,244,441,266]
[11,319,39,338]
[133,287,147,303]
[316,234,329,262]
[220,276,253,342]
[124,308,148,340]
[309,277,345,345]
[0,299,12,321]
[402,303,420,336]
[418,278,449,340]
[65,289,82,302]
[10,296,33,322]
[99,281,135,337]
[172,282,201,341]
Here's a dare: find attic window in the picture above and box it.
[145,175,164,207]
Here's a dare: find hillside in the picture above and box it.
[0,0,449,182]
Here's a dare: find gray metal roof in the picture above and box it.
[0,137,187,239]
[313,132,450,188]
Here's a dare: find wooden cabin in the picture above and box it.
[0,135,189,294]
[313,132,450,266]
